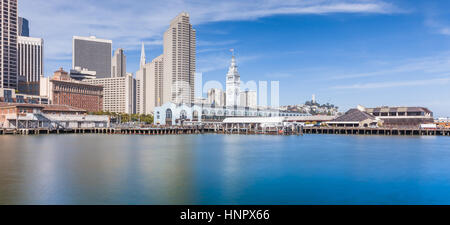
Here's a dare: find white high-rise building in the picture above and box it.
[135,43,146,114]
[163,12,196,105]
[240,90,257,108]
[111,48,126,78]
[146,55,164,113]
[207,88,225,106]
[136,43,164,115]
[0,0,18,89]
[83,74,135,114]
[226,55,240,107]
[18,36,44,83]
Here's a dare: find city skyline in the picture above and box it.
[18,0,450,116]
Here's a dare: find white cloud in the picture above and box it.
[328,52,450,80]
[18,0,397,74]
[424,16,450,36]
[332,76,450,89]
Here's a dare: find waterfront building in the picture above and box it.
[18,17,29,37]
[72,36,112,78]
[40,68,103,112]
[111,48,126,78]
[284,115,337,124]
[153,102,301,126]
[207,88,225,106]
[0,0,19,90]
[83,74,135,114]
[0,102,109,129]
[358,105,434,128]
[222,117,285,130]
[240,90,257,108]
[226,55,240,107]
[0,87,49,104]
[163,12,196,104]
[327,108,379,128]
[436,118,450,129]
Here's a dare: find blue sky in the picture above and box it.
[20,0,450,116]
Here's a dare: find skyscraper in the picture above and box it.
[18,17,29,37]
[83,74,135,114]
[111,48,126,78]
[207,88,225,106]
[17,36,43,95]
[146,55,164,113]
[0,0,19,90]
[163,12,196,104]
[18,36,43,83]
[240,90,257,108]
[72,36,112,78]
[135,43,147,114]
[226,55,241,107]
[136,43,164,115]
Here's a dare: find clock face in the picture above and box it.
[227,89,233,95]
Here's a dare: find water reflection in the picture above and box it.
[0,134,450,204]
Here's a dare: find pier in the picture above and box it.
[301,127,450,136]
[1,126,449,137]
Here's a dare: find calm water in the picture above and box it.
[0,134,450,205]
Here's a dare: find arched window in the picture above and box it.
[166,109,173,119]
[193,110,199,120]
[180,110,187,119]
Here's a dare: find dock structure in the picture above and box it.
[302,127,450,136]
[1,125,449,137]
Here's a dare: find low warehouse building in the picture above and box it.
[0,103,110,129]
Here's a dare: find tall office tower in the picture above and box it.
[146,55,164,113]
[18,17,29,37]
[163,12,196,105]
[17,36,43,95]
[140,42,146,68]
[240,90,257,108]
[0,0,18,90]
[72,36,112,78]
[111,48,126,78]
[207,88,225,106]
[18,36,43,83]
[226,55,240,107]
[135,43,146,114]
[136,43,164,114]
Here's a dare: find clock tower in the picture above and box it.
[226,54,241,107]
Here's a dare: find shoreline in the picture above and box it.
[1,127,449,137]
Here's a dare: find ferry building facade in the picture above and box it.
[153,102,301,126]
[153,54,302,126]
